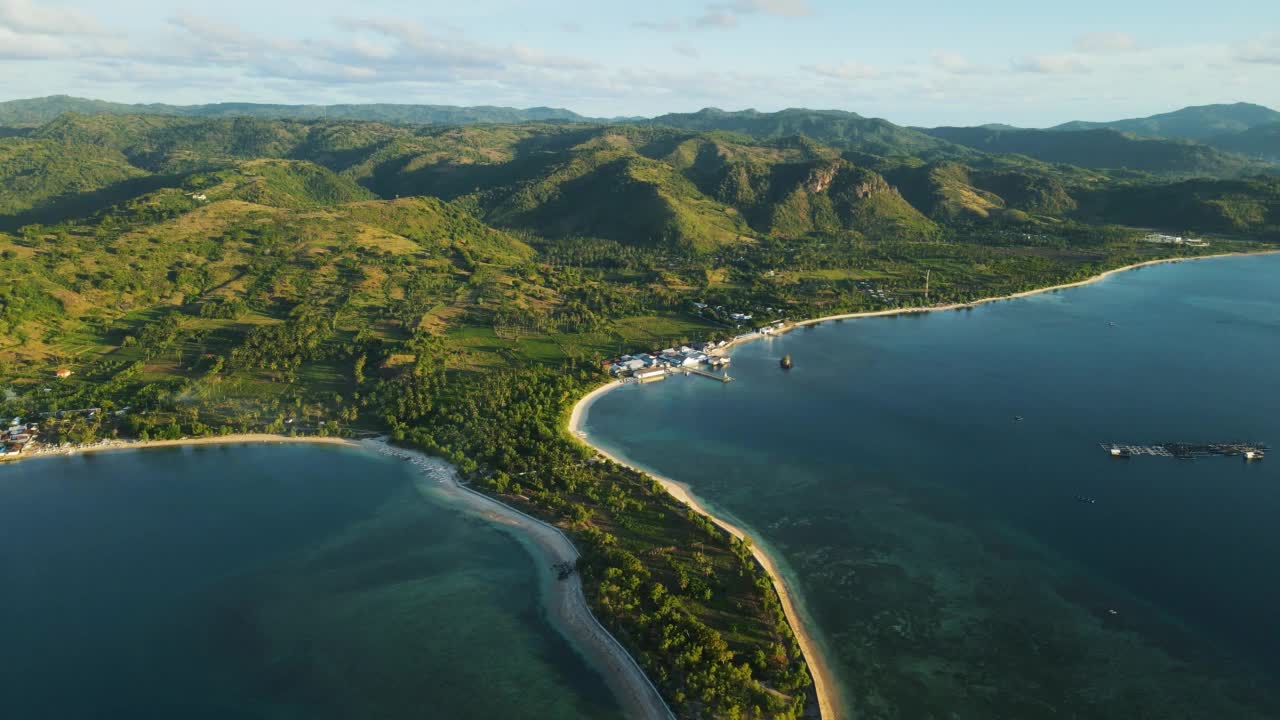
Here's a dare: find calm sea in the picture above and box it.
[582,253,1280,719]
[0,444,620,719]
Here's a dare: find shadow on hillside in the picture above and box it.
[0,174,184,231]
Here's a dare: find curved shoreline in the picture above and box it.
[6,433,358,463]
[566,248,1278,720]
[7,433,672,720]
[359,438,673,720]
[775,251,1278,340]
[570,404,844,720]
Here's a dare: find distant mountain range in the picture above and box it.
[1048,103,1280,164]
[1051,102,1280,140]
[0,95,590,127]
[3,110,1277,244]
[2,96,1278,178]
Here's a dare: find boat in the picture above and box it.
[1014,415,1024,422]
[780,354,793,370]
[1075,496,1097,505]
[1108,447,1131,458]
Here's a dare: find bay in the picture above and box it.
[0,444,620,719]
[582,254,1280,718]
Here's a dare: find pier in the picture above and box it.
[1101,442,1267,460]
[681,367,734,383]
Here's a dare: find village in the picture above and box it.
[603,321,789,383]
[1143,232,1210,247]
[0,418,39,459]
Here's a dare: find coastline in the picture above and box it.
[5,433,358,463]
[358,438,674,720]
[716,250,1279,356]
[569,410,844,720]
[7,432,672,720]
[566,248,1278,720]
[10,249,1273,720]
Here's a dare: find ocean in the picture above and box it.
[581,254,1280,719]
[0,444,620,719]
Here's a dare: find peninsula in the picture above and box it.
[4,102,1278,718]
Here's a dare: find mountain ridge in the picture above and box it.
[1051,102,1280,140]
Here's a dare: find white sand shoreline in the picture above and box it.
[567,248,1279,720]
[357,438,674,720]
[571,394,844,720]
[716,251,1279,357]
[3,433,358,464]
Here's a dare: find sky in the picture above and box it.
[1,0,1278,127]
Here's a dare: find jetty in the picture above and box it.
[1101,442,1266,460]
[681,367,734,383]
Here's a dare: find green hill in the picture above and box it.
[1051,102,1280,140]
[647,108,967,158]
[5,112,1279,248]
[1206,123,1280,163]
[193,160,376,208]
[0,137,150,220]
[922,126,1269,177]
[1089,176,1280,238]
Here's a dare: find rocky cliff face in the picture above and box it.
[803,160,845,194]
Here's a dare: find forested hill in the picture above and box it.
[643,107,966,158]
[6,97,1279,179]
[1205,123,1280,163]
[0,95,589,127]
[4,112,1280,243]
[1051,102,1280,141]
[920,125,1273,177]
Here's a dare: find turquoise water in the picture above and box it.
[583,254,1280,719]
[0,444,620,719]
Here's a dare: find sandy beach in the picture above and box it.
[570,398,843,720]
[567,248,1279,720]
[6,433,358,463]
[358,438,674,720]
[711,251,1280,358]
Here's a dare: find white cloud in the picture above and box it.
[0,0,100,36]
[1236,33,1280,65]
[673,42,700,59]
[637,0,811,34]
[632,19,682,32]
[1012,54,1091,74]
[724,0,813,17]
[804,61,880,80]
[1073,32,1138,54]
[0,25,74,58]
[930,51,992,75]
[694,11,739,29]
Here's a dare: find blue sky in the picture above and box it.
[1,0,1278,126]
